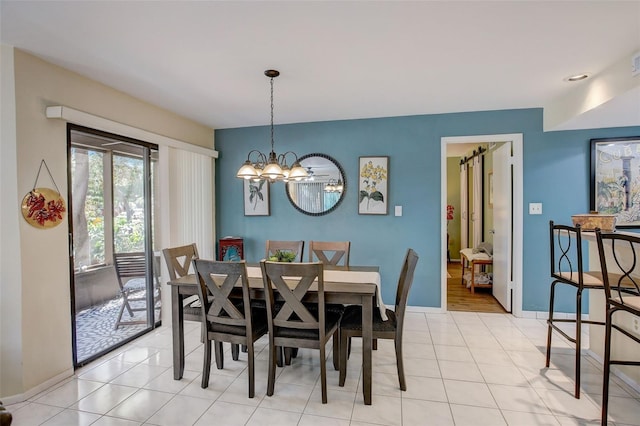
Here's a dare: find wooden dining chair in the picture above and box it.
[308,240,351,363]
[308,241,350,266]
[265,240,304,262]
[193,259,268,397]
[113,252,161,329]
[595,229,640,424]
[260,260,342,403]
[162,243,201,322]
[546,221,606,398]
[338,248,419,391]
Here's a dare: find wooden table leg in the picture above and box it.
[470,260,476,294]
[172,286,185,380]
[362,294,373,405]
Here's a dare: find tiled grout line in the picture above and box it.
[7,311,640,426]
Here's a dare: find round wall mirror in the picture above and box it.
[286,153,346,216]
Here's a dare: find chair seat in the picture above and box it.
[340,304,397,333]
[273,311,342,339]
[207,307,269,336]
[306,303,345,315]
[122,278,147,292]
[610,295,640,312]
[554,271,604,287]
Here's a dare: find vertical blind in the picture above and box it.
[168,148,214,260]
[289,181,327,214]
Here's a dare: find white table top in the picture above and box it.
[246,265,388,320]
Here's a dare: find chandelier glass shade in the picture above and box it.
[324,179,344,193]
[236,70,307,182]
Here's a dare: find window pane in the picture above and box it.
[71,147,106,270]
[113,154,145,253]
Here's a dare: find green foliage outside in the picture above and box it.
[78,151,146,267]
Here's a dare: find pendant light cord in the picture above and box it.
[270,76,275,153]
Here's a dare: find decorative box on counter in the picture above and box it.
[571,213,616,231]
[218,236,244,261]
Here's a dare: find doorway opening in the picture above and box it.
[441,134,523,315]
[68,124,160,366]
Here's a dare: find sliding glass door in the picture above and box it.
[68,125,159,366]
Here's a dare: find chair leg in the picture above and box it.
[247,342,255,398]
[114,301,127,330]
[123,293,135,317]
[332,330,340,370]
[276,346,284,367]
[575,288,583,399]
[284,347,293,365]
[395,336,406,391]
[545,281,558,368]
[373,338,378,350]
[232,343,240,361]
[201,339,212,388]
[267,339,276,397]
[320,344,328,404]
[601,308,614,425]
[214,341,224,369]
[339,330,349,387]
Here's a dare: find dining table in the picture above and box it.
[167,263,382,405]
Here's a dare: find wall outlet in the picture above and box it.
[633,317,640,334]
[529,202,543,215]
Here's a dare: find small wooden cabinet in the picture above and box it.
[218,237,244,261]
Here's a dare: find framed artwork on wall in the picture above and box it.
[244,179,270,216]
[358,156,388,215]
[591,136,640,228]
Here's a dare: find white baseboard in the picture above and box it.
[587,349,640,394]
[520,310,589,321]
[1,368,74,405]
[406,305,446,314]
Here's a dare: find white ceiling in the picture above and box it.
[1,1,639,131]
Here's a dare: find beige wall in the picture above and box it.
[1,47,213,399]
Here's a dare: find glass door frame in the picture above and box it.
[67,123,159,367]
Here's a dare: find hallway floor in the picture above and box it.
[447,261,506,313]
[7,311,640,425]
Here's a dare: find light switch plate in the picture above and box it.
[529,203,542,215]
[395,206,402,216]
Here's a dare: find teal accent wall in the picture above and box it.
[215,108,640,312]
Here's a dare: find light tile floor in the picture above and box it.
[7,311,640,425]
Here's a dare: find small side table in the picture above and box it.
[460,248,493,294]
[218,237,244,261]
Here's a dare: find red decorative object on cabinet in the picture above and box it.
[218,237,244,261]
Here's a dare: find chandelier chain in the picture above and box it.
[236,69,307,182]
[270,76,275,153]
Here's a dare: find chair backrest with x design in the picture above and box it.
[260,261,324,333]
[308,241,350,266]
[265,240,304,263]
[193,259,252,328]
[162,243,199,280]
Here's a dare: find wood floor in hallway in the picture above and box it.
[447,261,506,313]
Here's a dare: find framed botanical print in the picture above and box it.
[243,179,270,216]
[591,136,640,228]
[358,156,388,215]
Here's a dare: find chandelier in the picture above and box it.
[324,179,344,193]
[236,70,308,182]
